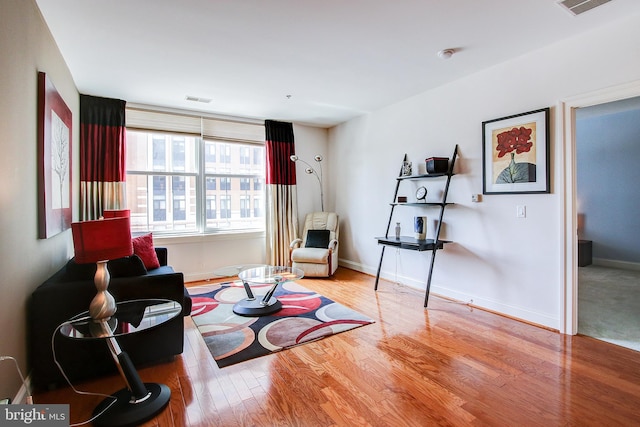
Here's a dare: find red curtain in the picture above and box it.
[265,120,299,266]
[265,121,297,185]
[79,95,127,220]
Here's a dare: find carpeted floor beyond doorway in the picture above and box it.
[578,265,640,352]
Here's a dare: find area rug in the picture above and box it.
[188,281,375,368]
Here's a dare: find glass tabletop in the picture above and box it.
[212,263,269,278]
[60,299,182,340]
[238,266,304,284]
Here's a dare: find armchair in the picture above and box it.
[290,212,339,277]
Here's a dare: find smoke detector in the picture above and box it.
[437,49,455,60]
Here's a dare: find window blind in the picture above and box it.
[126,107,265,143]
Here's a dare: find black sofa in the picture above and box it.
[29,248,192,390]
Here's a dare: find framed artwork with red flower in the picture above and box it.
[482,107,550,194]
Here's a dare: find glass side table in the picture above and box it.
[60,299,182,427]
[234,266,304,316]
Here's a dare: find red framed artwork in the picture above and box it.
[482,107,550,195]
[38,72,72,238]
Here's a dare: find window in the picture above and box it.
[172,137,185,171]
[206,196,216,220]
[240,147,250,165]
[221,144,231,163]
[172,177,186,221]
[254,178,263,191]
[153,176,167,221]
[125,108,265,235]
[240,196,250,218]
[220,195,231,219]
[240,178,250,191]
[220,177,231,191]
[206,177,216,190]
[205,143,215,163]
[253,147,262,165]
[254,196,262,217]
[152,137,165,170]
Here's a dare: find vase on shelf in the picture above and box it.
[395,222,401,239]
[414,216,426,240]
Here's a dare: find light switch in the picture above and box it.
[516,205,526,218]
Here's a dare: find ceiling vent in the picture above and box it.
[185,96,212,103]
[557,0,612,16]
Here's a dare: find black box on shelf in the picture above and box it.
[425,157,449,174]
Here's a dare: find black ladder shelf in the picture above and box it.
[374,144,458,307]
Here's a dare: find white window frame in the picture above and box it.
[125,106,266,236]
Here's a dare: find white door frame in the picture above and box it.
[559,80,640,335]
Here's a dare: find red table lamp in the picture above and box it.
[70,212,173,426]
[71,216,132,321]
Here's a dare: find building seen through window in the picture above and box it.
[125,124,265,234]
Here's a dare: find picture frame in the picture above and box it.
[482,107,550,195]
[38,71,72,238]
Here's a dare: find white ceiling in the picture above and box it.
[35,0,640,128]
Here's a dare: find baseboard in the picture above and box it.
[338,259,375,276]
[592,258,640,271]
[339,259,560,331]
[430,285,558,330]
[184,272,218,283]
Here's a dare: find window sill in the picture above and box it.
[152,230,265,245]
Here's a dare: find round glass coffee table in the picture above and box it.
[234,266,304,316]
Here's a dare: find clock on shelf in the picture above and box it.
[416,186,427,202]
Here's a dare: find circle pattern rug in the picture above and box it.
[188,281,374,367]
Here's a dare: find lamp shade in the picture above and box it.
[103,209,130,218]
[72,217,133,264]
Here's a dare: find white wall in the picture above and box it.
[330,13,640,330]
[0,0,78,399]
[291,125,329,223]
[159,123,328,282]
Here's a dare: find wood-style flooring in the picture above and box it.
[33,268,640,426]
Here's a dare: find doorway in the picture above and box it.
[561,81,640,339]
[574,97,640,351]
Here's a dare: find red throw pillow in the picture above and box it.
[132,233,160,270]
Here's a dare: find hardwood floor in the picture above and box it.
[34,268,640,426]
